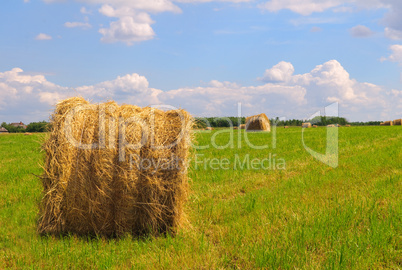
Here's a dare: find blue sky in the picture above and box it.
[1,0,402,123]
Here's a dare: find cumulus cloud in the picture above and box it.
[97,3,175,44]
[259,61,295,83]
[349,25,374,37]
[383,44,402,63]
[0,68,68,122]
[99,16,155,45]
[0,60,400,122]
[35,33,52,40]
[46,0,254,44]
[75,73,162,105]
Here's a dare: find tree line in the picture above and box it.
[1,121,50,133]
[1,117,384,132]
[195,116,384,128]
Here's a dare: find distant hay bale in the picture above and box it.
[205,127,214,131]
[345,125,351,127]
[302,122,312,128]
[312,125,318,128]
[239,124,246,129]
[245,114,270,132]
[327,124,335,127]
[233,126,238,130]
[380,123,384,126]
[383,121,393,126]
[38,97,193,237]
[284,126,289,129]
[24,132,33,135]
[393,119,401,125]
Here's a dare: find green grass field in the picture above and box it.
[0,126,401,269]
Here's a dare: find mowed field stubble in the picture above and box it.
[0,126,401,269]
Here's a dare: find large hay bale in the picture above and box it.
[383,121,393,126]
[393,119,401,125]
[38,97,193,237]
[239,124,246,129]
[245,114,270,132]
[302,122,312,128]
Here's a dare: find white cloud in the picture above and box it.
[64,21,92,29]
[1,60,400,122]
[75,73,162,106]
[258,0,344,16]
[99,16,155,45]
[45,0,253,45]
[349,25,374,37]
[383,44,402,63]
[259,61,295,83]
[258,0,385,15]
[384,27,402,40]
[35,33,52,40]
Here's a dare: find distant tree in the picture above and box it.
[26,121,50,132]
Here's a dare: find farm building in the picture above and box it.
[245,114,270,132]
[302,122,312,128]
[0,127,9,133]
[10,122,27,129]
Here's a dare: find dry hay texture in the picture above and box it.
[38,97,193,237]
[383,121,393,126]
[239,124,246,129]
[245,114,270,132]
[393,119,402,125]
[302,122,312,128]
